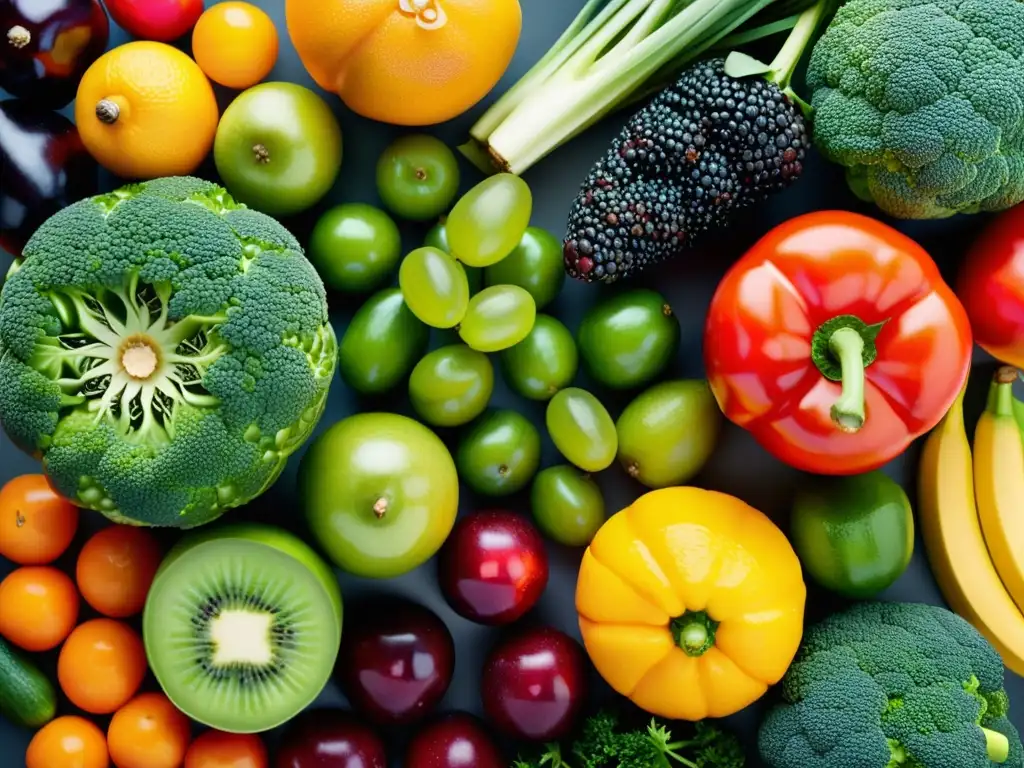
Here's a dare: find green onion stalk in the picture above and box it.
[461,0,830,176]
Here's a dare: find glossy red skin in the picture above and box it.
[275,709,387,768]
[704,210,972,475]
[438,510,549,626]
[481,626,587,742]
[336,599,455,726]
[105,0,203,41]
[957,204,1024,369]
[0,0,109,108]
[406,713,505,768]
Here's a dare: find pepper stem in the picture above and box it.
[983,727,1010,764]
[669,610,719,657]
[828,327,866,433]
[810,315,886,433]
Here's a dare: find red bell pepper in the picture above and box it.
[957,204,1024,369]
[704,211,972,475]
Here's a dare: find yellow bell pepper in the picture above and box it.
[575,486,806,721]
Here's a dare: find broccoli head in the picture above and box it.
[759,601,1023,768]
[806,0,1024,219]
[0,177,337,528]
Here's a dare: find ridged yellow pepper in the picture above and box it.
[575,486,806,721]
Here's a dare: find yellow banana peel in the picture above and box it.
[918,381,1024,676]
[974,367,1024,614]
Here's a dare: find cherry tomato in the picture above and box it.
[184,731,268,768]
[0,566,78,651]
[192,2,279,90]
[108,693,192,768]
[0,475,78,565]
[58,619,147,714]
[76,525,161,618]
[26,715,109,768]
[957,204,1024,369]
[105,0,204,42]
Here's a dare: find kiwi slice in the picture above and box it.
[143,525,343,733]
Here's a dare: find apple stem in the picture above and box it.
[373,498,388,519]
[253,144,271,164]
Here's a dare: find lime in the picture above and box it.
[790,471,913,599]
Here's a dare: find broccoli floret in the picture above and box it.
[759,601,1023,768]
[806,0,1024,219]
[0,177,337,528]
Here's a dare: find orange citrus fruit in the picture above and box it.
[108,693,192,768]
[285,0,522,126]
[58,619,148,714]
[193,2,279,90]
[0,474,78,565]
[26,716,109,768]
[76,525,162,618]
[75,41,219,179]
[0,566,79,651]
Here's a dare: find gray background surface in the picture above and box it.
[1,0,1021,765]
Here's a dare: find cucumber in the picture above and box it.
[0,636,56,728]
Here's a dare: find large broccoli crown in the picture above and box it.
[806,0,1024,219]
[759,602,1023,768]
[0,177,336,528]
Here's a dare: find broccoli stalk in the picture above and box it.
[461,0,823,175]
[964,676,1013,764]
[31,272,228,446]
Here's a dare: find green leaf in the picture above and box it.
[724,51,771,78]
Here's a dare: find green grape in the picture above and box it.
[531,465,605,547]
[501,314,577,401]
[484,227,566,309]
[398,246,470,329]
[424,220,451,252]
[447,173,532,267]
[545,387,617,472]
[409,344,494,427]
[458,285,537,353]
[457,410,541,496]
[425,221,482,293]
[617,380,722,489]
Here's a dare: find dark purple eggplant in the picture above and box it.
[1,0,109,109]
[0,100,98,257]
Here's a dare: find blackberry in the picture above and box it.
[563,58,808,283]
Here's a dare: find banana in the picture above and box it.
[918,382,1024,676]
[974,366,1024,614]
[1012,391,1024,452]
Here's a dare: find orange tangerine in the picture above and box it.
[75,41,218,179]
[193,2,279,90]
